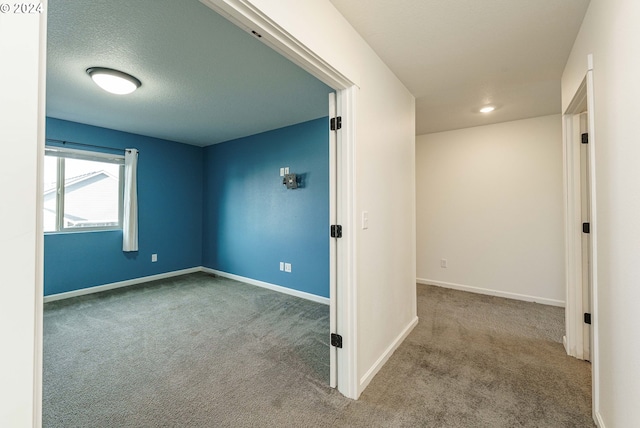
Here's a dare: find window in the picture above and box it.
[44,147,124,232]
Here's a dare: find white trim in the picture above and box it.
[44,146,124,163]
[199,0,352,90]
[44,266,331,306]
[43,267,201,303]
[595,411,605,428]
[202,268,330,305]
[34,4,48,425]
[585,57,600,427]
[417,278,565,307]
[359,317,418,391]
[562,55,600,425]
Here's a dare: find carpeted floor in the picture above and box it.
[43,273,593,427]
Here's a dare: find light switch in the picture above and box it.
[362,211,369,230]
[284,263,292,273]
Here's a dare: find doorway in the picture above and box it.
[562,55,598,421]
[42,0,350,415]
[17,0,361,422]
[563,77,594,361]
[196,1,358,398]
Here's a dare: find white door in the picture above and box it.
[579,112,592,361]
[328,92,338,387]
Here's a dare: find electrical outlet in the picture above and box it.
[440,259,447,268]
[284,263,292,273]
[152,254,158,262]
[280,168,285,177]
[279,262,284,271]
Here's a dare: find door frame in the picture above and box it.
[198,0,359,399]
[21,0,359,423]
[562,54,598,420]
[2,1,46,424]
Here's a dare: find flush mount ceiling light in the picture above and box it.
[86,67,141,95]
[479,105,496,114]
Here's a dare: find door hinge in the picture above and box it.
[330,225,342,238]
[330,116,342,131]
[581,133,589,144]
[330,333,343,348]
[584,313,592,325]
[582,222,590,234]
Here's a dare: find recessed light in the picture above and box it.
[86,67,141,95]
[479,105,496,114]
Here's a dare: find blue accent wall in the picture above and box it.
[44,117,329,299]
[202,118,330,298]
[44,118,203,295]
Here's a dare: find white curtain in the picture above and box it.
[123,148,138,252]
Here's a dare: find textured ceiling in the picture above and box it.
[46,0,333,147]
[330,0,591,135]
[48,0,592,143]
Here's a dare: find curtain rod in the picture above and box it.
[46,138,136,154]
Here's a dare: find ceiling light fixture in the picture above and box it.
[86,67,141,95]
[479,105,496,114]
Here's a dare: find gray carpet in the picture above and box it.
[43,274,593,427]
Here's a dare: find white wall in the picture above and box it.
[0,6,46,427]
[222,0,417,397]
[416,115,565,306]
[562,0,640,426]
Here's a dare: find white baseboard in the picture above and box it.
[595,412,605,428]
[44,267,201,303]
[359,316,419,393]
[45,267,330,306]
[417,278,565,307]
[201,268,330,305]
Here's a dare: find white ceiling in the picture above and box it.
[48,0,592,145]
[46,0,333,147]
[330,0,591,135]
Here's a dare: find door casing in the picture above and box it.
[562,53,598,422]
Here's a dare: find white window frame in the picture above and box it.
[44,146,125,233]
